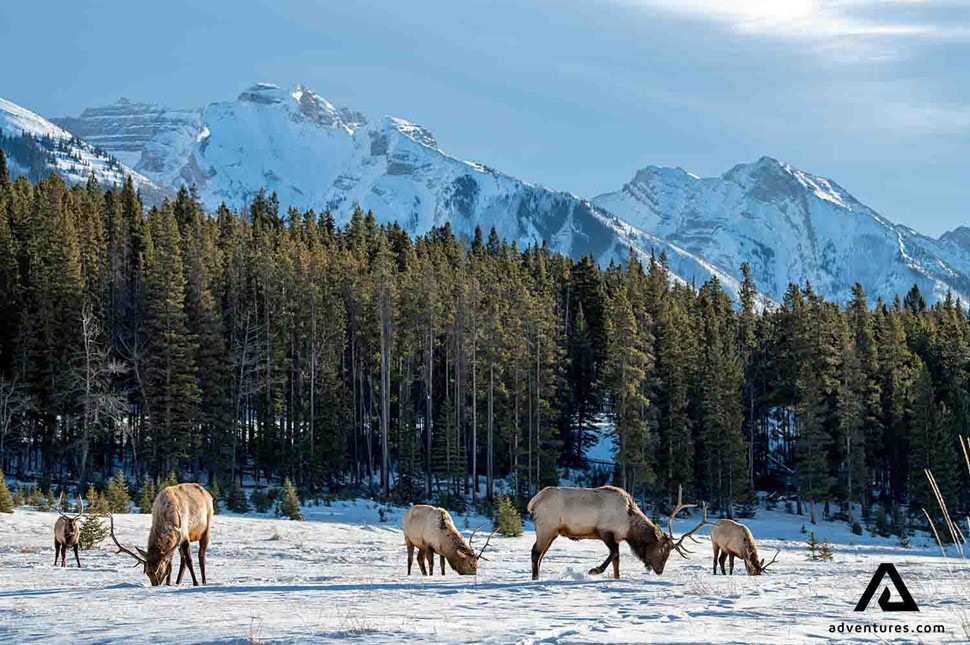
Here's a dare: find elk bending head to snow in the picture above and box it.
[53,493,84,568]
[111,483,214,586]
[710,518,778,576]
[402,505,495,576]
[528,485,708,579]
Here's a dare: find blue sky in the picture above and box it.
[1,0,967,235]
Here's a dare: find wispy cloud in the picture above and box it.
[621,0,968,59]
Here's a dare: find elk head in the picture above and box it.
[636,485,709,575]
[110,512,181,586]
[57,492,84,542]
[456,526,498,575]
[745,549,780,576]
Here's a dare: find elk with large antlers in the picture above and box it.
[527,485,708,579]
[710,518,778,576]
[53,493,84,568]
[111,483,214,586]
[402,505,495,576]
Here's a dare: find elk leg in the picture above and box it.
[718,551,728,575]
[712,545,720,575]
[198,530,209,585]
[407,543,415,575]
[61,543,67,567]
[183,541,199,587]
[531,533,557,581]
[73,544,81,568]
[728,554,735,575]
[440,553,446,576]
[589,532,620,577]
[427,548,435,576]
[417,549,428,575]
[54,542,61,566]
[175,545,187,585]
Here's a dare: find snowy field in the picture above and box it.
[1,501,967,644]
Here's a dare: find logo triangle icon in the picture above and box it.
[854,563,919,612]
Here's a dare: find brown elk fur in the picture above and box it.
[527,485,708,580]
[112,483,214,586]
[402,505,487,576]
[53,514,82,568]
[710,519,777,576]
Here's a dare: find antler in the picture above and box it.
[110,514,146,566]
[667,485,711,557]
[760,550,780,572]
[476,528,498,561]
[57,491,69,517]
[72,494,84,520]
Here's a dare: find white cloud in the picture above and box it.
[623,0,964,50]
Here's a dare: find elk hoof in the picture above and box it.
[588,567,600,575]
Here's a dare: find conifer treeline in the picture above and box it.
[0,153,966,519]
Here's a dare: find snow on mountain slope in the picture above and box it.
[594,157,970,304]
[0,97,161,197]
[57,83,740,293]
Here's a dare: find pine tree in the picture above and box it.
[105,471,131,513]
[494,492,523,537]
[79,515,109,550]
[603,280,653,496]
[225,480,250,513]
[144,203,200,474]
[0,471,13,512]
[84,485,109,516]
[277,478,303,520]
[138,476,156,513]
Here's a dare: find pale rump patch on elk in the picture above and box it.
[53,493,83,568]
[527,485,708,579]
[111,482,214,586]
[710,518,778,576]
[402,505,494,576]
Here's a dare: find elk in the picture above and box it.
[111,482,214,586]
[53,493,84,568]
[402,504,495,576]
[710,518,779,576]
[528,485,708,580]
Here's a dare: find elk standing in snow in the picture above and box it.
[528,485,708,580]
[402,504,494,576]
[53,494,83,568]
[111,482,214,586]
[710,518,778,576]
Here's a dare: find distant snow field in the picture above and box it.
[0,501,966,644]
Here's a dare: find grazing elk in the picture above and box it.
[402,504,495,576]
[53,494,84,568]
[111,483,214,586]
[528,485,708,580]
[710,518,779,576]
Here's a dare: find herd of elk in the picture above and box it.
[527,485,710,579]
[41,478,778,585]
[53,493,84,568]
[111,482,214,586]
[402,504,496,575]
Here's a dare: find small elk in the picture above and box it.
[53,493,84,568]
[402,504,495,576]
[111,482,214,586]
[528,485,708,580]
[710,518,778,576]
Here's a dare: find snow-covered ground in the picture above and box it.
[0,500,967,644]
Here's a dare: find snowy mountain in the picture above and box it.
[0,97,161,197]
[54,83,742,294]
[594,157,970,304]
